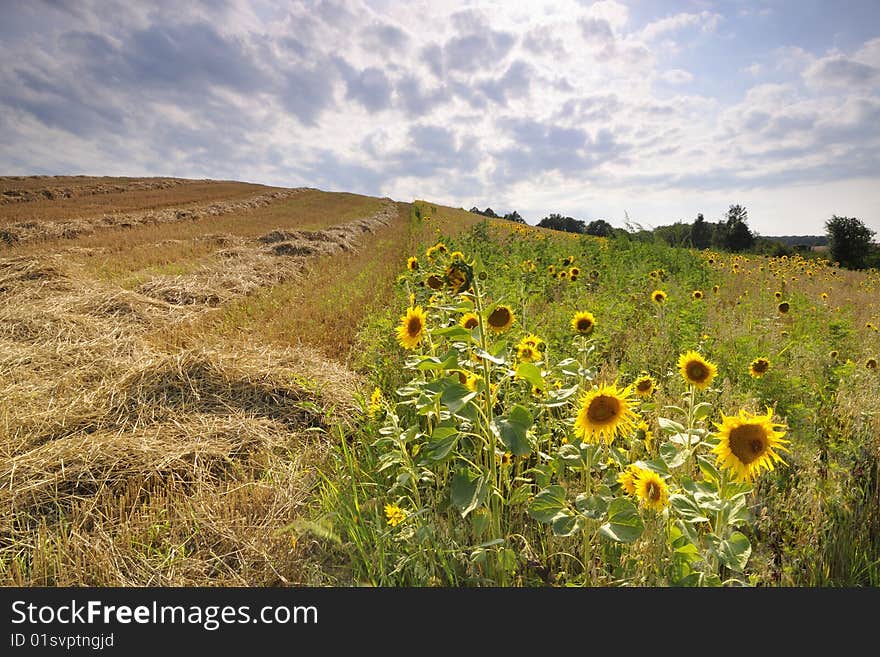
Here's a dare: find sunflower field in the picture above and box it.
[314,206,880,586]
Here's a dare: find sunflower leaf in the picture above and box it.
[421,427,459,463]
[692,402,714,421]
[669,493,710,524]
[440,382,478,414]
[473,347,506,365]
[515,362,545,388]
[660,442,689,469]
[551,513,583,537]
[451,468,487,518]
[658,417,686,433]
[528,485,568,523]
[491,404,534,456]
[432,326,472,341]
[599,498,644,543]
[575,492,609,519]
[718,531,752,572]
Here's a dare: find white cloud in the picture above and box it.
[660,68,693,84]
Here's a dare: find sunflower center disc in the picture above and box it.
[577,320,591,331]
[407,317,422,335]
[647,482,659,501]
[687,363,707,381]
[728,424,767,465]
[588,395,620,423]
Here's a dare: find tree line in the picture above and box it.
[469,204,878,270]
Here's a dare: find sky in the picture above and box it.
[1,0,879,235]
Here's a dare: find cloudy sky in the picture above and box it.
[2,0,879,235]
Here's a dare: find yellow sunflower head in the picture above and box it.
[711,407,789,482]
[713,284,720,293]
[460,312,480,330]
[547,265,556,275]
[633,374,657,397]
[516,342,539,363]
[426,274,444,290]
[571,311,596,335]
[521,333,545,350]
[570,267,580,278]
[774,291,782,299]
[749,357,771,378]
[829,350,839,360]
[558,270,568,280]
[617,465,643,496]
[677,350,718,390]
[396,306,427,350]
[407,256,419,271]
[652,289,667,304]
[574,382,639,445]
[384,503,407,527]
[634,470,669,511]
[867,357,878,371]
[487,305,515,333]
[638,420,654,451]
[778,301,790,314]
[368,387,384,417]
[692,290,704,300]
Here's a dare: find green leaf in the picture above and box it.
[491,404,534,456]
[555,358,580,376]
[575,492,609,519]
[528,485,568,523]
[508,485,532,506]
[697,455,721,483]
[692,402,714,421]
[660,442,688,469]
[432,326,472,341]
[669,493,710,524]
[552,514,583,537]
[515,362,545,388]
[422,427,459,462]
[440,383,478,414]
[658,417,686,433]
[474,347,506,365]
[633,458,669,476]
[599,497,645,543]
[451,468,487,518]
[718,531,752,572]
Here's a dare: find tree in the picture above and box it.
[537,213,586,234]
[482,207,498,218]
[825,215,876,269]
[690,213,712,249]
[585,219,614,237]
[503,211,526,224]
[722,204,755,252]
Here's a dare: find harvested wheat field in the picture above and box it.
[0,177,478,585]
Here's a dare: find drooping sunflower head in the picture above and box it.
[867,357,878,371]
[396,306,427,350]
[652,289,667,304]
[617,465,643,496]
[692,290,704,300]
[711,407,789,482]
[460,312,480,331]
[713,284,720,293]
[407,256,419,271]
[444,261,471,294]
[677,350,718,389]
[487,305,515,333]
[426,274,444,290]
[633,374,657,397]
[571,311,596,335]
[749,357,771,378]
[638,420,654,451]
[634,470,669,511]
[778,301,790,314]
[574,382,639,445]
[829,350,839,360]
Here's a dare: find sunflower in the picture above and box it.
[516,342,539,363]
[692,290,704,300]
[407,256,419,271]
[571,311,596,335]
[652,289,667,304]
[521,333,545,351]
[638,420,654,451]
[749,357,771,378]
[396,306,427,350]
[426,274,444,290]
[867,357,878,371]
[633,374,657,397]
[711,408,789,482]
[487,305,515,333]
[713,284,719,293]
[384,503,407,527]
[558,270,568,280]
[774,291,782,299]
[829,350,839,360]
[444,263,468,293]
[617,465,642,496]
[574,383,639,445]
[634,470,669,511]
[460,312,480,331]
[570,267,580,278]
[368,387,383,417]
[547,265,556,276]
[778,301,790,314]
[677,350,717,389]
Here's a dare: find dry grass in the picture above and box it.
[0,180,481,586]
